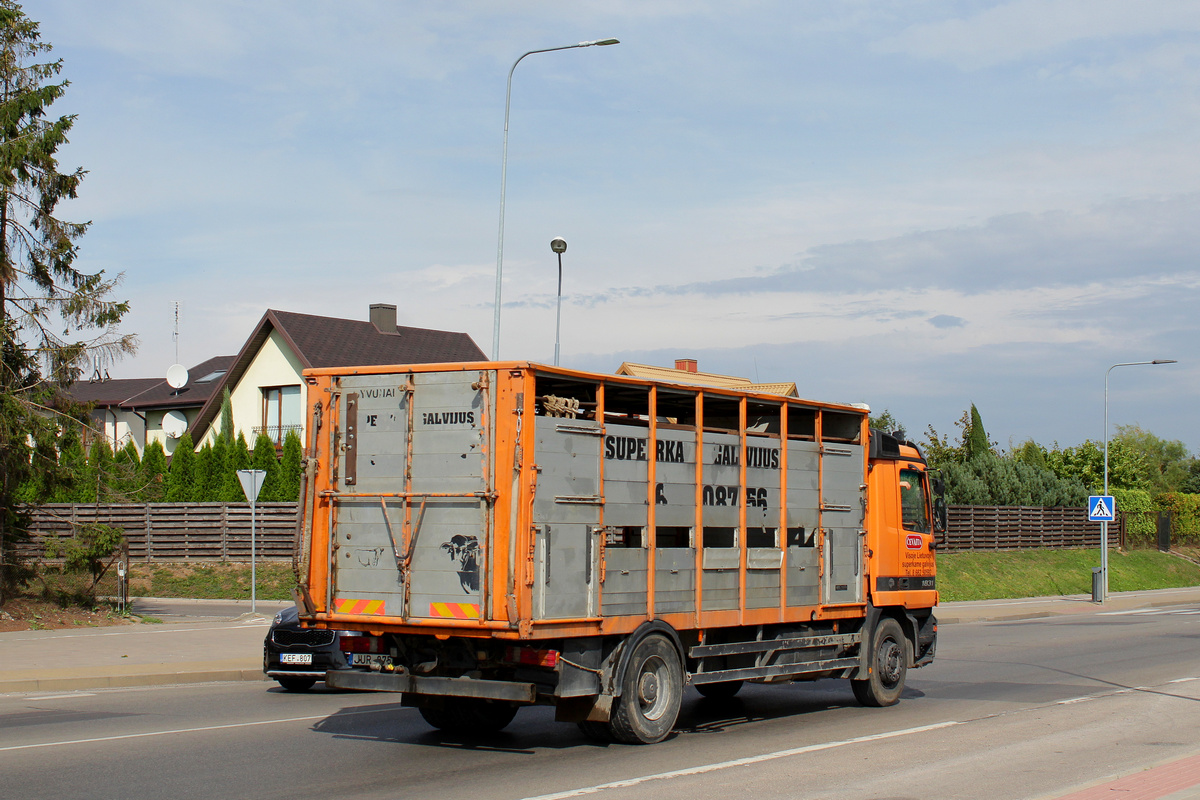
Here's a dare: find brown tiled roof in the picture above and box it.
[65,377,163,408]
[269,310,485,368]
[121,355,236,410]
[65,355,235,411]
[189,309,486,439]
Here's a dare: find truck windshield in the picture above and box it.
[899,468,930,533]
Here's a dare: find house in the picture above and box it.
[190,303,486,448]
[66,355,234,456]
[615,358,799,397]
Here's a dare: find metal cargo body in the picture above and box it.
[296,363,881,636]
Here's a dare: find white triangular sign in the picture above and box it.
[237,469,266,502]
[1090,497,1112,519]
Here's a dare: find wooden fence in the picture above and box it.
[17,503,298,562]
[13,502,1141,562]
[941,505,1109,552]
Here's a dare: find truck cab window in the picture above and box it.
[899,469,930,533]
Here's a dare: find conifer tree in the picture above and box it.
[114,439,140,498]
[83,436,114,502]
[209,435,229,502]
[218,387,234,444]
[964,404,992,461]
[0,1,135,602]
[51,429,85,502]
[194,442,214,502]
[278,429,303,502]
[251,432,280,501]
[222,432,251,502]
[138,440,168,502]
[166,433,197,502]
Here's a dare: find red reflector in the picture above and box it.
[340,635,382,654]
[505,647,559,668]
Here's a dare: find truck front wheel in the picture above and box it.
[608,633,683,744]
[852,617,909,707]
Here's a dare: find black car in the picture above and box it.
[262,606,349,691]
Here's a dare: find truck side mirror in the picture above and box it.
[933,497,948,535]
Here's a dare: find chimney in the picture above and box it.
[369,303,397,333]
[675,358,698,373]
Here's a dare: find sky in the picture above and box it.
[26,0,1200,453]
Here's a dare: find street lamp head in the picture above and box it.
[550,237,567,254]
[581,38,620,47]
[1151,359,1177,365]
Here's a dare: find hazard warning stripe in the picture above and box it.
[334,598,385,615]
[428,602,480,619]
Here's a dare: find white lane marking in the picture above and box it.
[1056,696,1094,705]
[1169,677,1200,684]
[0,623,267,643]
[0,708,381,752]
[1098,609,1161,616]
[1098,607,1200,617]
[21,694,96,701]
[517,721,961,800]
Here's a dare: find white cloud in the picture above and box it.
[876,0,1200,70]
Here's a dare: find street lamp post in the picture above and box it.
[492,38,620,361]
[550,237,567,365]
[1099,358,1177,601]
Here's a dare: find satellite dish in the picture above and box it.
[166,363,189,389]
[162,410,188,439]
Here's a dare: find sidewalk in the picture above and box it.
[1,588,1198,695]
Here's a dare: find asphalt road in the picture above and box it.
[2,605,1198,800]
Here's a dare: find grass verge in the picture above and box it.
[937,548,1200,601]
[93,561,297,601]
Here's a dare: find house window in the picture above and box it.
[259,385,302,444]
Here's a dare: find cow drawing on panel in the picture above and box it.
[441,534,480,592]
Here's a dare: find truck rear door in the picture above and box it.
[329,370,494,621]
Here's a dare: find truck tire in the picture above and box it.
[418,698,519,734]
[694,680,743,700]
[607,633,683,744]
[851,617,908,707]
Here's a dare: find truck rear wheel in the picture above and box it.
[852,617,908,707]
[418,698,519,734]
[608,633,683,744]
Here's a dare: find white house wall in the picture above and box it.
[199,328,305,448]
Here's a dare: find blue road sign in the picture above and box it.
[1088,495,1116,522]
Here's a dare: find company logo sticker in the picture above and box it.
[905,534,923,550]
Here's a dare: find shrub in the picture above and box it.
[1154,492,1200,546]
[1113,488,1154,546]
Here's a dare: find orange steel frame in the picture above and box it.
[299,361,937,640]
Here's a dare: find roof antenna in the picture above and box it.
[166,301,189,394]
[172,301,181,365]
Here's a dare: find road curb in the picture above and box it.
[0,667,267,694]
[937,587,1200,624]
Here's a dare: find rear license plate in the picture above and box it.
[280,653,312,665]
[348,653,394,669]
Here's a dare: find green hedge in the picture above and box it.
[1113,488,1155,546]
[1155,492,1200,546]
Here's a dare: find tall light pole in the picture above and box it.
[492,38,620,361]
[550,237,567,365]
[1099,358,1177,601]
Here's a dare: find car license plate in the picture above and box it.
[281,653,313,665]
[348,653,394,669]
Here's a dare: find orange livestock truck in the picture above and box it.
[293,362,945,744]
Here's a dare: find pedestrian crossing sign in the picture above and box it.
[1088,495,1116,522]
